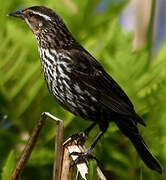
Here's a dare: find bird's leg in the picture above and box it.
[64,123,96,146]
[70,130,105,166]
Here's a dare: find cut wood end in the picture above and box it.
[42,112,62,122]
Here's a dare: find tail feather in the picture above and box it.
[116,119,162,174]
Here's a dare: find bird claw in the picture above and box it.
[70,150,99,168]
[64,132,87,146]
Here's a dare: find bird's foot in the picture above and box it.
[64,131,88,146]
[70,149,99,167]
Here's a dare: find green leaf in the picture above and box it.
[1,151,16,180]
[87,161,98,180]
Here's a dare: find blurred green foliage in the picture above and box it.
[0,0,166,179]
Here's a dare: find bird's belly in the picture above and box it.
[49,78,100,120]
[42,62,110,122]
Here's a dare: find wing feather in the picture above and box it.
[69,49,145,125]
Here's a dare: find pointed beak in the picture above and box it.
[8,9,26,19]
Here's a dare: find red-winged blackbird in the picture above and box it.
[9,6,162,174]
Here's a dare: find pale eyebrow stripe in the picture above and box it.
[32,11,52,21]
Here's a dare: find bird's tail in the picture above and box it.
[115,119,162,174]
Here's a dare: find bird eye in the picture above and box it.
[28,12,33,17]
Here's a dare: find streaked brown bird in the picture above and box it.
[9,6,162,173]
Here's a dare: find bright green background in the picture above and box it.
[0,0,166,179]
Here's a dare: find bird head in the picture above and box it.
[8,6,61,35]
[8,6,76,49]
